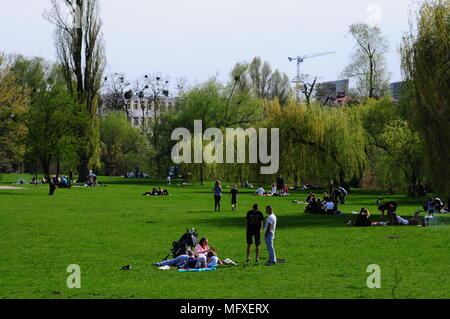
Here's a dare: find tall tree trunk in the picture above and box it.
[200,164,204,186]
[78,156,89,183]
[56,155,60,179]
[369,58,374,98]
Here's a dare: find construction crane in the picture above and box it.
[288,51,335,100]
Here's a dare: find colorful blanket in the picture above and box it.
[178,267,216,272]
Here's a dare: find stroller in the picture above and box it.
[164,228,199,260]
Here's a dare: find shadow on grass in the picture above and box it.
[193,214,348,229]
[190,211,450,228]
[0,191,43,196]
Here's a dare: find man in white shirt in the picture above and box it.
[338,186,348,204]
[264,206,277,266]
[255,186,265,196]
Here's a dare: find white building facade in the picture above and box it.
[100,95,178,129]
[126,96,177,128]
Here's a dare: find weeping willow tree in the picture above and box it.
[262,100,367,186]
[400,0,450,198]
[168,78,264,184]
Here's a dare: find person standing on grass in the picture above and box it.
[276,176,284,195]
[426,197,435,217]
[230,185,239,211]
[213,180,223,212]
[264,206,277,266]
[246,204,264,263]
[338,186,348,204]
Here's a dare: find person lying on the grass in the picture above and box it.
[378,201,398,221]
[388,210,427,226]
[153,250,219,269]
[387,211,410,225]
[153,249,195,267]
[348,209,423,227]
[346,208,371,226]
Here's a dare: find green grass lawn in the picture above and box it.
[0,174,449,299]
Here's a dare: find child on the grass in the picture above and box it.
[230,185,239,211]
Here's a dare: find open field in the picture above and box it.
[0,174,449,299]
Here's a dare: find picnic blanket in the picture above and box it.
[178,267,216,272]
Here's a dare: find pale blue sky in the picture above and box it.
[0,0,419,87]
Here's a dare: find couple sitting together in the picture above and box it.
[153,237,221,269]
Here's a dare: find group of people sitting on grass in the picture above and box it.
[143,187,170,196]
[153,238,226,269]
[346,201,429,227]
[55,176,71,188]
[424,197,449,215]
[254,184,289,197]
[86,174,98,187]
[301,192,343,215]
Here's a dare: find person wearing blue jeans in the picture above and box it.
[264,206,277,266]
[153,250,194,267]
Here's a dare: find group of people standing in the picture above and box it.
[211,180,278,266]
[212,177,290,212]
[212,180,240,212]
[246,204,278,266]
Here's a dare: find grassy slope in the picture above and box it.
[0,174,449,299]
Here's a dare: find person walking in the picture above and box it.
[264,206,277,266]
[338,186,348,204]
[230,185,239,211]
[213,180,223,212]
[246,204,264,263]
